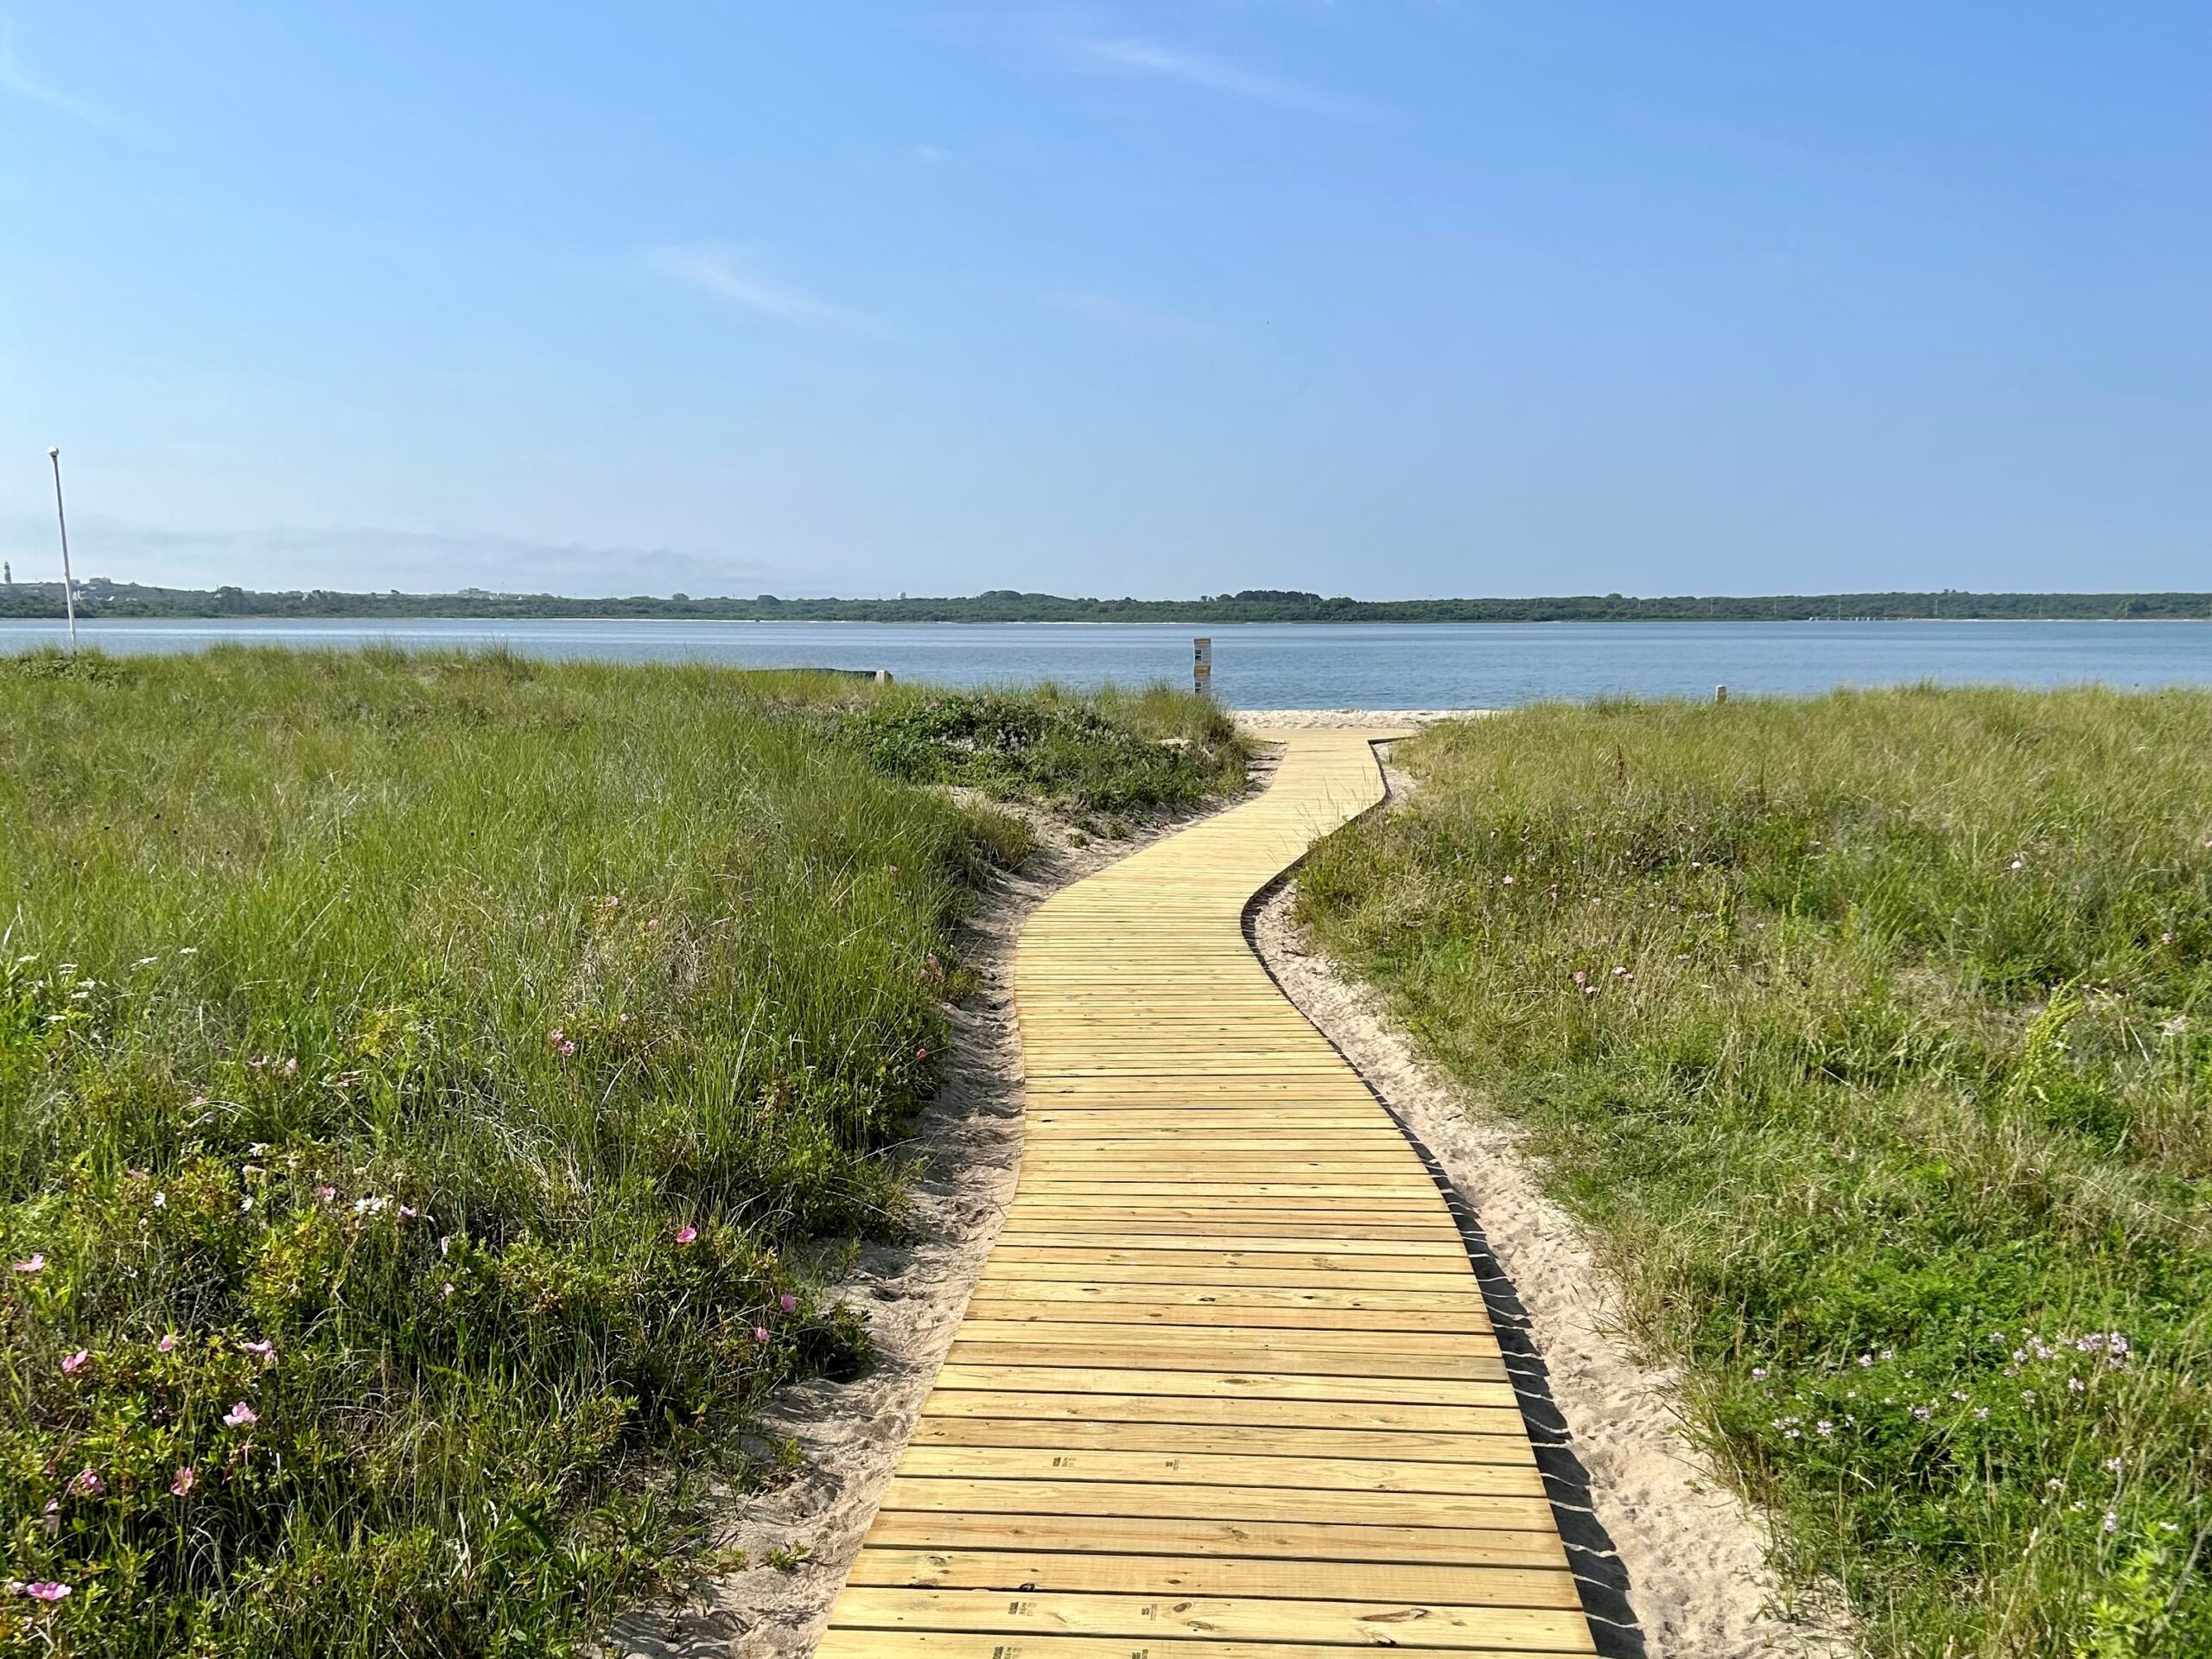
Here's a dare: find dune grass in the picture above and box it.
[825,680,1248,824]
[0,646,1241,1656]
[1296,687,2211,1658]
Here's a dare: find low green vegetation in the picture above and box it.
[1297,688,2211,1657]
[0,646,1240,1656]
[829,683,1246,823]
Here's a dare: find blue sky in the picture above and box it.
[3,3,2208,600]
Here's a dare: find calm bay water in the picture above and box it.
[1,617,2205,709]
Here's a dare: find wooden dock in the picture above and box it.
[817,729,1595,1656]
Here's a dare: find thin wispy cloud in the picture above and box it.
[1053,33,1376,119]
[1048,289,1215,343]
[0,20,115,125]
[644,244,882,332]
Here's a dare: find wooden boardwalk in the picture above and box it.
[817,730,1594,1657]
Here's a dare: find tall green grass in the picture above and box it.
[0,647,1240,1656]
[1298,687,2211,1658]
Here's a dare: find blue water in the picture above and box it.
[1,617,2204,709]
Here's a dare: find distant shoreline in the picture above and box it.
[8,613,2208,626]
[3,581,2210,626]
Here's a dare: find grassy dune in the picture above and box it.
[0,647,1240,1656]
[1298,688,2211,1658]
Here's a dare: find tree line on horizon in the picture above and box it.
[1,576,2209,624]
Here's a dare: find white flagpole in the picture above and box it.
[47,446,76,647]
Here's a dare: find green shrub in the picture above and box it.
[832,683,1245,820]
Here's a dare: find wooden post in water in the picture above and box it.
[1192,637,1212,697]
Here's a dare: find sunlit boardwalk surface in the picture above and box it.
[818,729,1595,1657]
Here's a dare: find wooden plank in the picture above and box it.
[1015,1145,1422,1160]
[961,1299,1495,1333]
[856,1510,1570,1567]
[845,1548,1580,1607]
[907,1416,1536,1462]
[1003,1185,1446,1201]
[951,1320,1500,1357]
[820,1635,1559,1659]
[1001,1203,1453,1222]
[917,1390,1515,1433]
[877,1476,1560,1532]
[1016,1141,1420,1155]
[929,1363,1519,1408]
[889,1446,1546,1497]
[983,1248,1471,1274]
[958,1281,1486,1312]
[940,1342,1507,1383]
[977,1274,1478,1300]
[1004,1201,1447,1217]
[825,1588,1595,1651]
[988,1231,1465,1257]
[996,1216,1461,1238]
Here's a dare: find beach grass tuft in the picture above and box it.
[1298,686,2212,1658]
